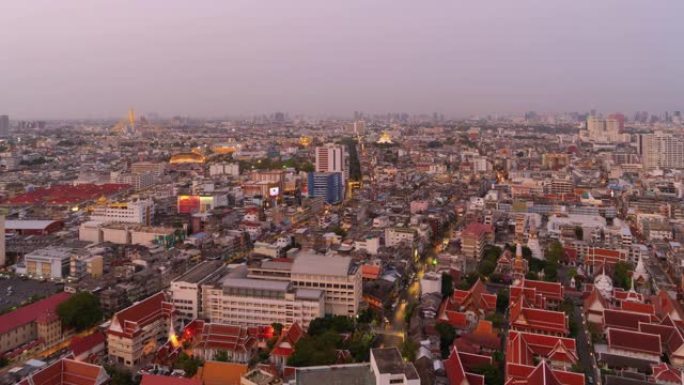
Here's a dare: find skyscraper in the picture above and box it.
[641,133,684,169]
[307,172,343,204]
[315,144,345,175]
[0,216,5,267]
[0,115,9,136]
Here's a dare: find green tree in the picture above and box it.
[357,308,376,325]
[175,353,203,377]
[546,240,564,264]
[214,350,229,362]
[496,289,509,313]
[479,260,496,277]
[471,363,503,385]
[104,365,135,385]
[348,331,374,362]
[400,338,419,362]
[0,357,8,369]
[271,322,284,336]
[614,261,632,290]
[57,292,103,331]
[288,331,340,367]
[436,323,456,358]
[307,315,355,336]
[441,273,454,298]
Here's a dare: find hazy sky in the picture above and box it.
[2,0,683,119]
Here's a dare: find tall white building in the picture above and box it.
[315,144,347,189]
[315,144,345,174]
[586,117,624,143]
[90,199,155,225]
[169,261,226,323]
[201,277,324,327]
[641,132,684,170]
[209,163,240,177]
[0,216,5,267]
[290,253,362,316]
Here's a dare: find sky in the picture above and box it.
[1,0,683,119]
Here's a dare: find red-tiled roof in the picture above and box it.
[28,358,108,385]
[141,374,201,385]
[444,346,488,385]
[0,292,71,335]
[505,361,584,385]
[462,223,493,237]
[650,363,683,384]
[506,330,577,367]
[70,332,106,357]
[603,309,652,331]
[108,292,172,338]
[272,323,304,357]
[8,184,130,206]
[509,300,568,335]
[195,322,257,353]
[361,264,381,280]
[607,328,662,356]
[620,300,655,315]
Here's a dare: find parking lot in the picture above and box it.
[0,277,64,313]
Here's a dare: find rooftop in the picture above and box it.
[222,277,291,292]
[174,261,225,284]
[372,348,420,379]
[291,252,353,277]
[295,363,374,385]
[0,291,71,335]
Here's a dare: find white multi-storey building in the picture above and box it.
[384,227,416,248]
[90,199,155,225]
[289,253,362,317]
[209,162,240,177]
[641,132,684,170]
[315,144,347,193]
[169,261,226,323]
[201,277,324,327]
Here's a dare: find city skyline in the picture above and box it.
[2,0,684,119]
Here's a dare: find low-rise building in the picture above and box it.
[0,292,71,356]
[106,292,175,367]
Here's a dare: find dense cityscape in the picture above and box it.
[0,109,683,385]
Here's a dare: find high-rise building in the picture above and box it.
[0,115,9,136]
[307,172,343,204]
[315,144,345,175]
[0,216,4,267]
[641,132,684,170]
[586,116,624,142]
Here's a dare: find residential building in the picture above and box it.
[642,132,684,169]
[0,292,70,355]
[201,277,324,327]
[290,252,362,316]
[370,348,420,385]
[19,247,86,280]
[461,223,493,261]
[384,227,416,248]
[79,222,177,247]
[169,261,227,322]
[90,199,155,225]
[130,161,166,176]
[112,171,156,190]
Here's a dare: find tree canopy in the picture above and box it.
[57,292,103,331]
